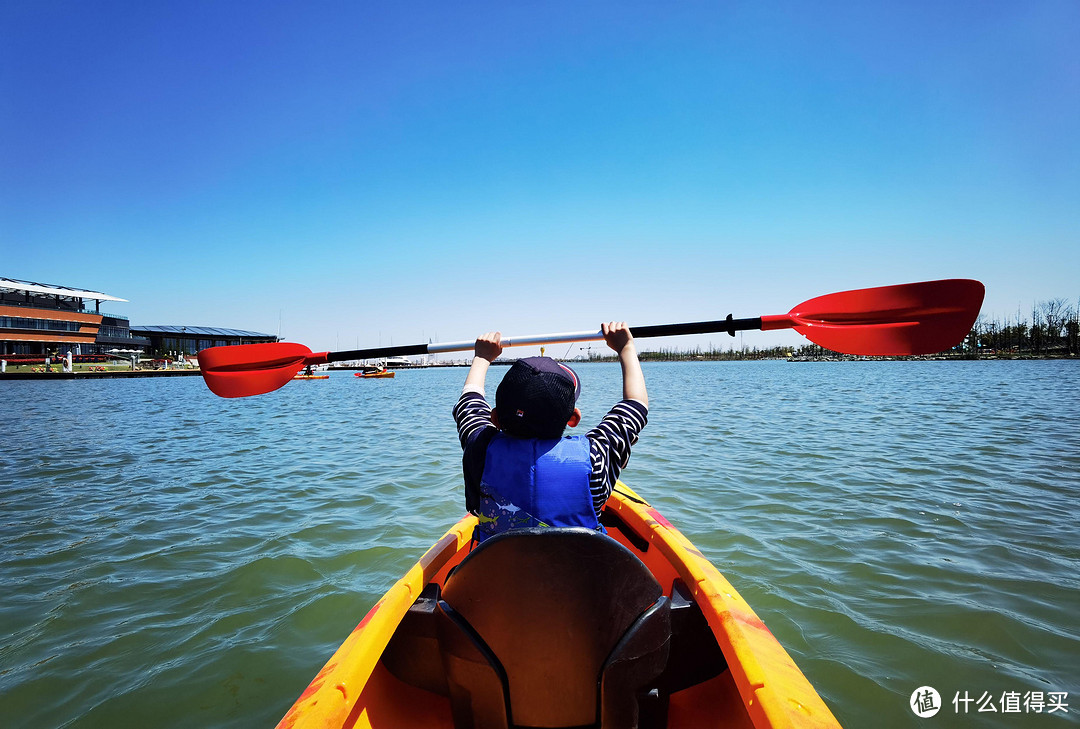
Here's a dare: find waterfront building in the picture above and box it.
[1,277,277,360]
[131,325,276,356]
[0,277,149,357]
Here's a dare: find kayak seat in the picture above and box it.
[381,552,729,720]
[435,527,671,729]
[382,582,450,697]
[660,579,728,694]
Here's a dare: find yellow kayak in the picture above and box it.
[276,485,841,729]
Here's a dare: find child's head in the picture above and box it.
[494,357,581,439]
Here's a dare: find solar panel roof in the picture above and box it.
[132,325,274,338]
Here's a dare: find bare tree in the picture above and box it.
[1041,298,1069,342]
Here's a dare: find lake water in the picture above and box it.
[2,361,1078,728]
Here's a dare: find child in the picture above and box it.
[453,322,648,543]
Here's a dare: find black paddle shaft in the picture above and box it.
[630,316,763,340]
[327,343,430,363]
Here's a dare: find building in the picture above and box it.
[1,277,276,359]
[131,325,276,356]
[0,277,149,357]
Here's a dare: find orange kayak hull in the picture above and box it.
[276,485,841,729]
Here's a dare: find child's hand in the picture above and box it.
[603,321,647,406]
[602,322,634,354]
[475,331,503,362]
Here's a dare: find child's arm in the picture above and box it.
[463,331,503,394]
[455,332,503,451]
[602,321,647,407]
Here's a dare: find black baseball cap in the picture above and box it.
[495,357,581,439]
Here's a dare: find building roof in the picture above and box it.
[132,325,274,338]
[0,277,128,302]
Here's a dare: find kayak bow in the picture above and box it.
[276,486,841,729]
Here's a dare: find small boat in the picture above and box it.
[355,369,395,379]
[294,365,329,381]
[276,485,840,729]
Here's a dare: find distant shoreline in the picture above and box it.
[0,369,203,381]
[3,354,1076,382]
[582,352,1079,363]
[353,353,1080,367]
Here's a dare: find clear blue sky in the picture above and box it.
[2,1,1077,356]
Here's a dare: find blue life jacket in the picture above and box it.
[473,433,596,543]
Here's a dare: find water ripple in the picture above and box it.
[1,362,1078,728]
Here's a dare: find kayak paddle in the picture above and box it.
[198,278,984,398]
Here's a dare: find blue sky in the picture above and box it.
[2,1,1077,356]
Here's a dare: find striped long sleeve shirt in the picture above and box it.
[453,390,648,515]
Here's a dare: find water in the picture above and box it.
[2,361,1078,728]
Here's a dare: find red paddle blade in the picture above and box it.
[198,342,323,398]
[761,279,985,355]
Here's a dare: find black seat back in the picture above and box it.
[436,528,669,728]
